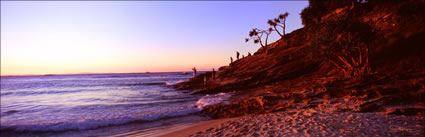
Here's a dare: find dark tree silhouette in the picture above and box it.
[245,28,273,49]
[267,12,289,38]
[310,13,374,78]
[301,0,354,26]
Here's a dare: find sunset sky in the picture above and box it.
[1,1,308,76]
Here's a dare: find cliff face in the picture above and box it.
[176,0,425,118]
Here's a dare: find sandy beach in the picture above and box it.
[159,118,237,137]
[162,109,424,137]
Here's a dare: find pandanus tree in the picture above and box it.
[245,28,273,50]
[267,12,289,38]
[312,14,373,78]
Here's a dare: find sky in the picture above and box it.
[1,1,309,76]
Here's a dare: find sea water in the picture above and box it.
[0,72,230,137]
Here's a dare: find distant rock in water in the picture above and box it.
[175,0,425,118]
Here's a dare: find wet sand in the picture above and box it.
[162,109,424,137]
[110,116,234,137]
[159,118,237,137]
[110,122,199,137]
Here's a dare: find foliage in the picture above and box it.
[267,12,289,37]
[245,28,273,50]
[301,0,355,26]
[309,11,375,78]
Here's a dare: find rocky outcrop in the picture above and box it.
[200,71,425,118]
[176,0,425,118]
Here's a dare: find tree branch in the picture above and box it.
[273,26,283,37]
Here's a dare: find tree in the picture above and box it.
[245,28,273,50]
[267,12,289,38]
[301,0,354,26]
[310,13,374,78]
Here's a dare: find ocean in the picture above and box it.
[0,72,230,137]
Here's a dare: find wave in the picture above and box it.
[0,93,229,133]
[0,108,201,133]
[1,82,168,97]
[118,82,165,86]
[0,90,85,97]
[91,74,146,79]
[195,93,231,109]
[165,80,185,86]
[1,110,19,117]
[67,98,199,111]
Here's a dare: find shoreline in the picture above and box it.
[105,116,236,137]
[159,117,237,137]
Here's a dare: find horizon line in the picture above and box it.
[0,70,213,77]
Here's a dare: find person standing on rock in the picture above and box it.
[192,67,197,77]
[230,57,233,63]
[242,55,245,58]
[248,52,252,56]
[212,68,216,79]
[236,51,240,60]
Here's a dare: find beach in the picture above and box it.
[159,118,236,137]
[162,109,424,137]
[1,0,424,137]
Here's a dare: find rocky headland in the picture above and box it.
[175,0,425,121]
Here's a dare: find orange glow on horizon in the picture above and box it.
[1,1,307,76]
[1,51,229,76]
[0,26,230,76]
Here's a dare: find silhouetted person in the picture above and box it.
[230,57,233,63]
[192,67,197,77]
[236,51,240,60]
[242,55,245,58]
[248,52,252,56]
[212,68,216,79]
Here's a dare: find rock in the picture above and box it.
[183,0,424,119]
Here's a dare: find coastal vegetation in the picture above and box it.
[267,12,289,37]
[245,28,273,50]
[245,12,289,50]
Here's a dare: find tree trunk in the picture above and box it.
[274,26,283,37]
[257,36,265,48]
[265,34,269,50]
[283,18,286,35]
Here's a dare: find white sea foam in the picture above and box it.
[165,80,185,86]
[1,108,201,132]
[195,93,231,109]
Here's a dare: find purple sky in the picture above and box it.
[1,1,309,75]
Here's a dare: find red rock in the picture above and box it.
[180,0,425,119]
